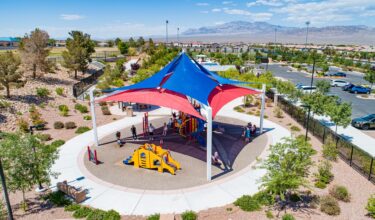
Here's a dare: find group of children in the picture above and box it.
[242,122,257,142]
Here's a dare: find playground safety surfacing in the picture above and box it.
[83,116,268,191]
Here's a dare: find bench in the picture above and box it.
[57,181,87,203]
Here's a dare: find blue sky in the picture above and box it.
[0,0,374,39]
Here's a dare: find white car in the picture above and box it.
[299,86,317,94]
[330,79,350,87]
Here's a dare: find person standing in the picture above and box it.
[245,126,251,142]
[131,125,137,140]
[162,122,168,136]
[149,123,155,140]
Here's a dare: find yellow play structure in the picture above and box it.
[123,144,181,175]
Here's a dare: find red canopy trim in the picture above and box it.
[98,89,205,120]
[208,85,261,118]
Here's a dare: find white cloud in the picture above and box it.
[200,10,209,14]
[273,0,375,25]
[246,0,284,7]
[196,2,209,6]
[223,8,273,21]
[214,21,225,25]
[222,1,233,4]
[60,14,85,21]
[212,8,222,12]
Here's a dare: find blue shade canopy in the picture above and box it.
[104,52,249,104]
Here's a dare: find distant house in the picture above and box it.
[0,37,20,48]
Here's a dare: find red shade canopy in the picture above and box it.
[99,89,205,120]
[208,85,260,118]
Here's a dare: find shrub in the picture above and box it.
[17,118,29,132]
[29,104,37,113]
[36,87,50,97]
[64,204,81,212]
[99,102,107,106]
[322,141,338,161]
[111,78,124,87]
[58,105,69,116]
[234,195,261,212]
[101,106,111,115]
[36,133,52,142]
[75,126,91,134]
[73,206,92,218]
[55,87,64,96]
[366,195,375,218]
[29,108,45,127]
[43,191,71,207]
[320,195,340,216]
[83,115,92,120]
[329,185,350,202]
[104,210,121,220]
[75,103,88,114]
[181,210,197,220]
[50,140,65,148]
[0,100,11,109]
[65,121,76,129]
[290,125,301,132]
[234,106,245,113]
[265,210,274,219]
[282,213,295,220]
[252,190,274,206]
[54,121,64,129]
[86,209,106,220]
[273,107,284,118]
[315,160,333,189]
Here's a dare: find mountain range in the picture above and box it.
[181,21,375,45]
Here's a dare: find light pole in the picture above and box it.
[166,20,169,44]
[305,21,310,50]
[0,158,14,220]
[305,54,316,141]
[177,27,180,45]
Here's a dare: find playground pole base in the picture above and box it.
[35,186,47,193]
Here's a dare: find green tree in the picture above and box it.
[316,80,331,94]
[0,133,59,207]
[114,37,121,46]
[261,137,315,200]
[0,51,23,98]
[62,31,95,79]
[117,41,129,55]
[364,69,375,90]
[106,40,114,47]
[327,102,352,133]
[19,28,50,79]
[128,37,137,47]
[137,37,145,47]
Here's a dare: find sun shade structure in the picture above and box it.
[100,88,205,120]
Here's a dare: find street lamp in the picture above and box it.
[305,21,310,50]
[177,27,180,45]
[166,20,169,44]
[0,158,14,220]
[304,53,316,141]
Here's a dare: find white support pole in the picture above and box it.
[206,107,213,181]
[90,88,99,147]
[259,84,266,134]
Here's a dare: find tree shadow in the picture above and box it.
[33,76,74,86]
[9,94,54,105]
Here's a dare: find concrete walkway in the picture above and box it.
[50,98,290,215]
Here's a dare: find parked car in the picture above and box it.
[352,114,375,130]
[299,85,317,94]
[330,79,350,87]
[350,85,371,94]
[325,72,347,77]
[342,83,355,91]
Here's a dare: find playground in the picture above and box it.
[84,114,268,190]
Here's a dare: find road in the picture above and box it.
[262,63,375,119]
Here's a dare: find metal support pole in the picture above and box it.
[90,88,99,147]
[166,20,169,44]
[305,107,311,142]
[206,107,212,181]
[369,158,374,180]
[259,84,266,134]
[0,158,14,220]
[322,127,326,144]
[349,146,354,166]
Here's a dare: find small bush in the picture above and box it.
[252,190,274,206]
[83,115,92,120]
[58,105,69,117]
[290,125,301,132]
[50,139,65,148]
[54,121,64,129]
[86,209,106,220]
[234,106,245,113]
[147,213,160,220]
[75,103,88,114]
[104,209,121,220]
[111,78,124,87]
[75,126,91,134]
[322,141,338,161]
[181,210,197,220]
[73,206,92,218]
[282,213,295,220]
[64,204,81,212]
[234,195,261,212]
[36,87,50,97]
[65,121,76,129]
[265,210,274,219]
[55,87,65,96]
[273,107,284,118]
[329,185,350,202]
[0,100,11,109]
[36,133,52,142]
[366,195,375,218]
[101,106,111,115]
[43,191,71,207]
[29,104,37,113]
[320,195,340,216]
[315,160,333,189]
[17,118,29,133]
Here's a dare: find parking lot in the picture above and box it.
[263,63,375,135]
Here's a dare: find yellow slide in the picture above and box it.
[123,144,181,175]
